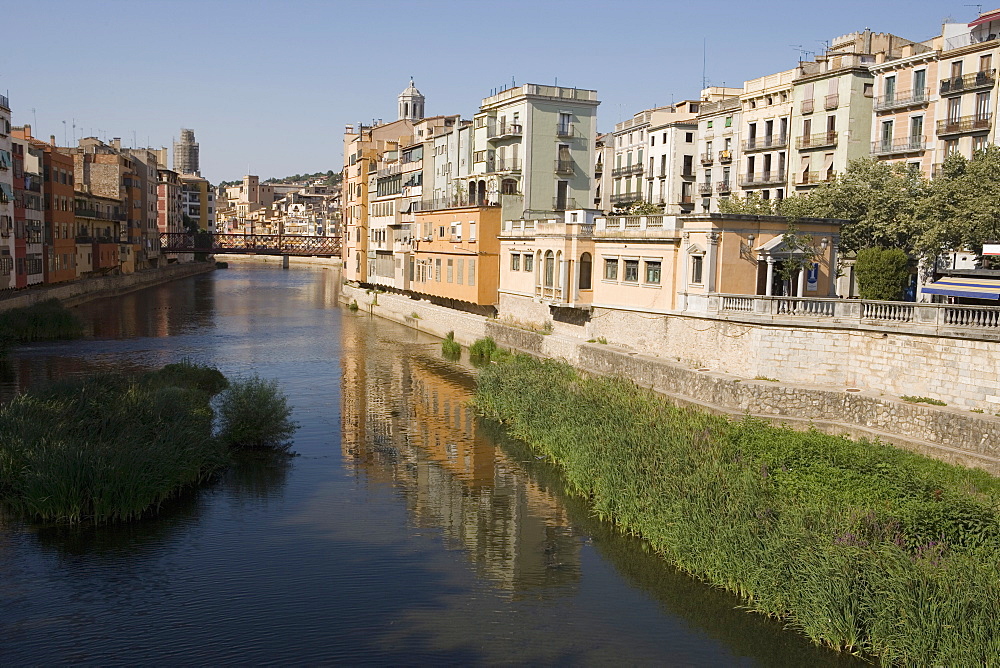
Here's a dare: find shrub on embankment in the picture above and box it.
[0,362,296,523]
[474,353,1000,664]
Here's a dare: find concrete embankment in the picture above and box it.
[339,282,1000,475]
[0,262,216,313]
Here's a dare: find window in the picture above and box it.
[469,222,476,240]
[579,253,592,290]
[524,253,533,271]
[913,70,926,97]
[457,259,464,285]
[645,261,661,284]
[544,251,555,287]
[469,259,476,285]
[724,116,732,128]
[511,253,520,271]
[447,259,453,282]
[691,255,704,284]
[604,258,618,280]
[706,120,713,129]
[623,260,639,282]
[685,132,693,142]
[434,258,441,281]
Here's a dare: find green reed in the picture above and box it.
[474,353,1000,664]
[0,363,296,523]
[0,299,83,344]
[441,331,461,359]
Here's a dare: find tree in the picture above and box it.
[854,247,910,301]
[800,157,930,255]
[717,191,775,215]
[918,145,1000,261]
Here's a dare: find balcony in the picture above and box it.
[871,136,927,155]
[75,207,99,218]
[939,69,996,95]
[700,152,714,165]
[0,94,8,110]
[488,157,522,172]
[609,193,640,204]
[742,135,788,152]
[794,171,836,186]
[796,131,838,150]
[553,197,577,211]
[718,150,733,163]
[680,194,694,205]
[611,163,643,177]
[414,195,499,212]
[801,99,815,114]
[698,182,714,195]
[555,159,574,174]
[874,88,931,112]
[556,123,576,138]
[824,93,839,110]
[715,181,732,193]
[740,170,786,187]
[487,122,523,139]
[937,114,992,135]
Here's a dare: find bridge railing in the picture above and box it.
[159,232,342,257]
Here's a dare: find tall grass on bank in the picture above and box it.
[0,299,83,345]
[475,354,1000,664]
[0,363,297,523]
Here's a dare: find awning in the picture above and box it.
[923,276,1000,299]
[969,10,1000,28]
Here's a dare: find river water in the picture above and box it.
[0,263,863,666]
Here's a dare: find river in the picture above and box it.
[0,262,863,666]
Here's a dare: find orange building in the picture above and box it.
[410,205,502,314]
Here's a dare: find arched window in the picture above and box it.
[468,181,477,205]
[477,180,486,205]
[579,252,592,290]
[544,250,555,288]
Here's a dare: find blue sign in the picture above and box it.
[807,262,819,291]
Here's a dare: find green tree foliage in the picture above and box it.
[854,247,910,301]
[802,157,930,255]
[917,145,1000,259]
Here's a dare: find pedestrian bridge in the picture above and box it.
[159,232,342,257]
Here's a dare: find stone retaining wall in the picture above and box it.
[342,283,1000,474]
[0,262,215,312]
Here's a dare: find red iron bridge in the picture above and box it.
[159,232,342,257]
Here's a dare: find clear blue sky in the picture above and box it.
[2,0,974,183]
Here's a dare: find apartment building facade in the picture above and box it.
[0,95,13,289]
[12,135,44,287]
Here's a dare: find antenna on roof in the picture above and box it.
[966,4,984,14]
[702,38,708,89]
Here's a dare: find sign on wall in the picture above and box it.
[806,262,819,291]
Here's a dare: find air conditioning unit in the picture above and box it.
[423,235,432,241]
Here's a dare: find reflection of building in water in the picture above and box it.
[340,314,579,594]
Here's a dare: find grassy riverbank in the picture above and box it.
[0,362,296,523]
[475,352,1000,664]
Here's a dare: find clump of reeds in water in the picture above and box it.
[0,362,297,523]
[441,331,461,360]
[474,353,1000,665]
[0,299,83,344]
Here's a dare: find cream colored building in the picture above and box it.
[498,211,844,332]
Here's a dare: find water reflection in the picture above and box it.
[340,312,581,597]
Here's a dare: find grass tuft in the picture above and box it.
[441,331,461,359]
[901,395,947,406]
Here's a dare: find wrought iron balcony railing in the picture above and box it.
[936,113,992,135]
[796,131,838,149]
[874,89,930,111]
[940,69,996,95]
[871,136,928,155]
[742,135,788,152]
